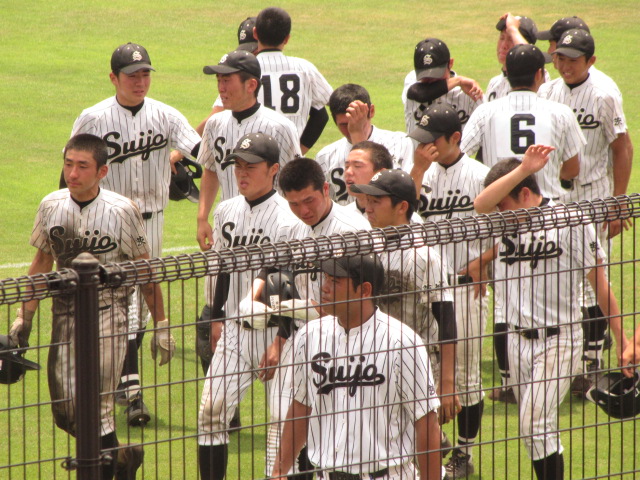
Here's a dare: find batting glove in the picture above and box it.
[237,298,274,329]
[277,299,320,321]
[9,308,35,348]
[150,319,176,366]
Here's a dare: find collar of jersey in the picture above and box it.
[245,188,276,209]
[232,102,261,123]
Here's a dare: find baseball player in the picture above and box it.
[68,42,200,426]
[487,13,551,102]
[254,7,333,153]
[197,49,301,249]
[9,134,175,479]
[473,145,626,480]
[539,29,631,397]
[315,84,414,204]
[197,133,301,480]
[350,170,458,458]
[402,38,483,134]
[272,254,443,480]
[461,43,585,201]
[408,104,490,478]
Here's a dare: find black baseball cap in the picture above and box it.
[537,16,590,42]
[320,254,384,294]
[226,132,280,165]
[408,103,461,145]
[495,16,539,45]
[553,29,595,58]
[506,44,546,79]
[237,16,258,52]
[350,169,417,207]
[203,50,261,78]
[111,43,155,74]
[414,38,450,80]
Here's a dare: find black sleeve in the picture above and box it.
[431,301,456,343]
[190,141,201,159]
[300,107,329,150]
[211,272,230,321]
[406,80,449,103]
[276,317,296,339]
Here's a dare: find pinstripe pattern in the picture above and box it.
[315,126,415,204]
[486,70,551,102]
[198,106,301,201]
[460,91,586,199]
[256,50,333,135]
[70,97,200,216]
[292,311,439,474]
[32,188,149,437]
[402,70,482,134]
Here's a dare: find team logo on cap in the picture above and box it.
[239,29,247,40]
[562,35,573,45]
[219,54,228,64]
[423,54,433,66]
[239,138,252,150]
[371,172,382,182]
[132,51,143,62]
[419,115,430,127]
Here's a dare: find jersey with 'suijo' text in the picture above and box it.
[460,90,586,200]
[70,97,200,213]
[256,50,333,135]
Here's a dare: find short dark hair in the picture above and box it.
[350,141,393,172]
[389,195,415,222]
[64,134,109,168]
[256,7,291,47]
[279,157,325,193]
[237,70,261,96]
[484,158,541,199]
[328,84,371,122]
[507,71,538,89]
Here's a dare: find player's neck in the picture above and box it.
[438,150,464,168]
[338,302,376,332]
[232,101,260,121]
[71,188,100,207]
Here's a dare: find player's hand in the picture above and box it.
[621,339,639,378]
[210,321,223,353]
[258,339,283,382]
[346,100,370,144]
[169,150,184,174]
[238,298,273,329]
[197,219,214,251]
[604,218,631,239]
[438,392,461,425]
[457,76,483,102]
[414,143,439,170]
[459,260,487,299]
[521,144,555,175]
[9,308,35,348]
[277,299,320,321]
[150,319,176,366]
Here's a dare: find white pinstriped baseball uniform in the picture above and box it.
[198,106,301,201]
[460,90,586,200]
[402,70,482,134]
[198,191,301,456]
[31,188,149,437]
[486,69,551,102]
[420,154,490,406]
[256,50,333,135]
[315,126,415,204]
[292,310,440,476]
[494,202,604,460]
[538,74,627,202]
[70,96,200,258]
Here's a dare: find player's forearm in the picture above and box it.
[589,266,625,346]
[474,165,529,213]
[439,343,456,392]
[23,250,55,313]
[611,134,631,196]
[141,282,167,325]
[415,412,441,480]
[272,400,311,477]
[197,169,219,221]
[559,155,579,180]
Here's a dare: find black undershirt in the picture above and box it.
[232,102,261,124]
[440,152,465,170]
[566,73,590,90]
[118,99,145,116]
[246,189,276,209]
[71,188,99,210]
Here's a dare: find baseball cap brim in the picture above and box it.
[416,65,448,80]
[119,63,155,74]
[348,183,391,197]
[408,127,444,145]
[320,259,351,278]
[536,29,554,41]
[237,41,258,52]
[552,47,585,58]
[226,152,267,164]
[203,64,241,75]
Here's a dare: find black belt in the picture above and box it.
[141,211,162,220]
[327,468,389,480]
[234,320,279,330]
[448,274,473,285]
[513,325,560,340]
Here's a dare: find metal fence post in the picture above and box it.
[72,253,102,479]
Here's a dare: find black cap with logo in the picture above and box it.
[203,50,261,78]
[226,132,280,165]
[553,29,595,58]
[414,38,450,80]
[111,43,155,74]
[495,16,539,45]
[537,16,590,42]
[350,169,417,207]
[506,44,546,79]
[320,254,384,294]
[237,16,258,52]
[408,103,461,145]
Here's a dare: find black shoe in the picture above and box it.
[115,388,128,407]
[116,444,144,480]
[125,394,151,427]
[487,386,517,404]
[445,448,475,479]
[228,407,242,432]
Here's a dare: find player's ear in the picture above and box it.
[449,131,462,145]
[448,58,454,71]
[252,26,258,41]
[587,55,596,68]
[359,280,373,298]
[322,182,330,197]
[368,104,375,119]
[97,164,109,179]
[269,162,280,177]
[282,34,290,47]
[109,72,118,87]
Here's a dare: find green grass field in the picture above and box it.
[1,0,640,478]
